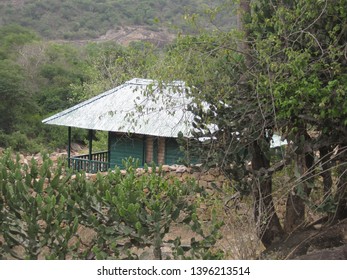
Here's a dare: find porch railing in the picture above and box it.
[69,151,110,173]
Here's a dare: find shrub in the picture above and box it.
[71,158,224,259]
[0,153,223,259]
[0,131,41,153]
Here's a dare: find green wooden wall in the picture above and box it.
[164,138,183,165]
[109,133,185,168]
[109,133,145,168]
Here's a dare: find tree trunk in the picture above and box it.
[239,0,284,248]
[284,192,306,233]
[252,141,284,248]
[284,129,314,232]
[319,145,333,196]
[330,146,347,222]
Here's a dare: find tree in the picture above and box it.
[158,0,347,252]
[0,61,28,134]
[70,41,159,103]
[0,25,39,134]
[250,0,347,228]
[157,3,284,248]
[36,43,87,114]
[0,24,39,60]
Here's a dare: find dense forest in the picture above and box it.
[1,0,346,260]
[0,0,234,39]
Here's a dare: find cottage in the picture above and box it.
[42,78,193,172]
[43,78,287,173]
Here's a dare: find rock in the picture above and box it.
[162,165,170,172]
[169,165,177,171]
[200,173,215,182]
[191,172,201,180]
[172,171,182,177]
[146,167,153,174]
[218,175,226,182]
[209,168,220,177]
[198,180,209,188]
[76,225,97,247]
[136,168,146,175]
[87,173,97,181]
[143,188,149,194]
[295,245,347,260]
[176,166,187,173]
[181,172,192,180]
[17,154,28,165]
[71,142,83,152]
[313,224,322,230]
[211,180,223,189]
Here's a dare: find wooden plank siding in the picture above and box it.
[109,133,145,168]
[109,133,184,168]
[165,138,183,165]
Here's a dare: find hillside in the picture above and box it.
[0,0,235,41]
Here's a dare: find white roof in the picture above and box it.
[42,78,194,138]
[43,78,287,146]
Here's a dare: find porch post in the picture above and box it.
[88,129,93,172]
[67,126,71,168]
[88,129,93,160]
[108,131,111,169]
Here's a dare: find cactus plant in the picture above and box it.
[1,152,223,260]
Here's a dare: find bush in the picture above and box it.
[0,153,223,259]
[0,131,41,153]
[70,158,224,259]
[0,150,77,259]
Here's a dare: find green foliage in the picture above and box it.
[0,23,159,152]
[157,30,257,195]
[0,25,89,151]
[37,43,87,114]
[0,131,41,153]
[1,0,346,253]
[249,0,347,226]
[0,153,223,259]
[0,25,39,136]
[0,149,77,259]
[70,41,159,103]
[251,0,347,135]
[0,62,25,133]
[71,158,223,259]
[0,24,39,59]
[0,1,234,152]
[0,0,229,40]
[156,0,347,247]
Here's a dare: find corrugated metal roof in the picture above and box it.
[42,78,194,138]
